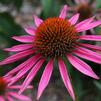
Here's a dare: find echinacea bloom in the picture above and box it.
[0,5,101,101]
[0,77,32,101]
[68,0,101,34]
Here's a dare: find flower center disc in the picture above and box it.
[0,78,7,95]
[35,18,79,58]
[77,4,92,21]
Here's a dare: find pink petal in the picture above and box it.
[0,96,5,101]
[9,92,31,101]
[7,96,14,101]
[5,56,36,77]
[8,85,33,89]
[37,58,54,100]
[3,76,12,82]
[76,16,94,27]
[18,59,45,94]
[75,16,94,32]
[69,13,79,25]
[12,35,34,43]
[4,44,33,52]
[24,27,36,36]
[74,47,101,64]
[67,54,99,79]
[87,20,101,28]
[59,5,68,19]
[76,20,101,32]
[79,43,101,51]
[8,54,41,86]
[0,50,34,65]
[33,15,43,27]
[58,58,75,101]
[79,35,101,41]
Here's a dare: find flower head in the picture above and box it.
[35,17,79,57]
[0,5,101,101]
[68,0,101,34]
[0,77,32,101]
[69,0,96,20]
[0,77,6,95]
[77,3,92,21]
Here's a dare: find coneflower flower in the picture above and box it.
[0,77,32,101]
[0,5,101,101]
[68,0,101,34]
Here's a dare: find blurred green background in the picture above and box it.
[0,0,101,101]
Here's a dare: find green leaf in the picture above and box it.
[13,0,23,11]
[95,27,101,35]
[0,0,12,4]
[41,0,60,19]
[0,12,23,37]
[94,81,101,90]
[96,0,101,8]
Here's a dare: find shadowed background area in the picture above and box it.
[0,0,101,101]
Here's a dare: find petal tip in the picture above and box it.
[33,14,37,18]
[24,26,35,36]
[59,5,68,19]
[77,13,80,16]
[64,5,68,9]
[36,94,40,101]
[0,62,2,66]
[94,75,100,80]
[33,15,43,27]
[12,36,17,40]
[3,48,10,51]
[0,61,5,66]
